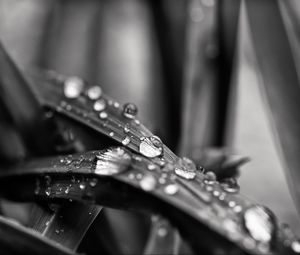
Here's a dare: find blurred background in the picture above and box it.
[0,0,300,248]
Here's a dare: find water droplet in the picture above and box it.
[212,190,220,197]
[123,103,138,119]
[64,77,84,98]
[164,184,178,195]
[174,167,196,180]
[292,241,300,253]
[66,104,72,111]
[147,164,157,171]
[128,173,135,179]
[95,147,131,176]
[65,187,70,194]
[228,201,236,208]
[99,111,108,119]
[243,206,276,243]
[204,171,216,185]
[139,136,163,158]
[87,86,102,100]
[220,178,240,194]
[45,187,51,196]
[158,227,168,237]
[139,175,157,191]
[234,205,243,213]
[114,102,120,108]
[109,132,114,137]
[93,99,106,111]
[89,178,98,187]
[122,136,131,145]
[136,173,143,180]
[79,183,86,190]
[124,124,130,133]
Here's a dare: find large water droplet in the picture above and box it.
[175,157,196,180]
[174,167,196,180]
[243,206,276,243]
[95,147,131,176]
[139,136,163,158]
[87,86,102,100]
[164,184,179,195]
[93,99,106,112]
[123,103,138,119]
[64,77,84,98]
[220,178,240,193]
[139,175,157,191]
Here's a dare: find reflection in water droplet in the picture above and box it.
[220,178,240,193]
[204,171,216,185]
[99,111,108,119]
[164,184,178,195]
[140,175,157,191]
[123,103,138,119]
[64,77,84,98]
[87,86,102,100]
[139,136,163,158]
[95,147,131,176]
[93,99,106,112]
[114,102,120,108]
[122,136,131,145]
[109,132,114,137]
[243,206,276,243]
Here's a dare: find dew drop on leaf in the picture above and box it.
[139,175,157,191]
[164,184,178,195]
[64,77,84,98]
[122,136,131,145]
[95,147,131,176]
[139,136,163,158]
[123,103,138,119]
[93,99,106,112]
[87,86,102,100]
